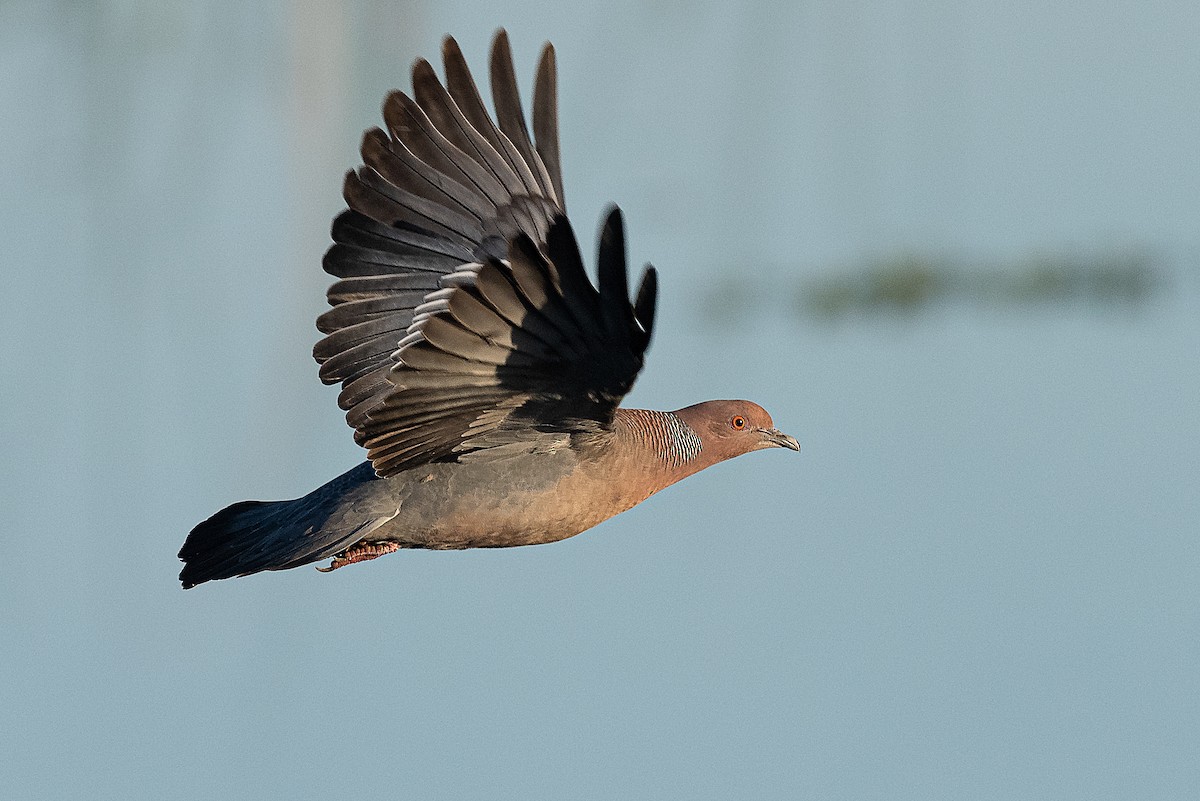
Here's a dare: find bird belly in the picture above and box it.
[370,451,651,550]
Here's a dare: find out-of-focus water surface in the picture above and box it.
[3,1,1197,799]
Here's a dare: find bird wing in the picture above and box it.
[314,31,658,477]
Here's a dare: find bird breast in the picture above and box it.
[373,414,700,549]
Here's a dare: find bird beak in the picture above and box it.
[757,427,800,452]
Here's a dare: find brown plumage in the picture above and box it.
[178,30,798,589]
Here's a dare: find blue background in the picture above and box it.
[3,1,1197,798]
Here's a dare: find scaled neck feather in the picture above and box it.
[609,408,711,489]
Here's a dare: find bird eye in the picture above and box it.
[731,415,747,430]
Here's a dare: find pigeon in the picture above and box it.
[178,30,798,589]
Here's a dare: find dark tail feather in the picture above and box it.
[179,500,301,589]
[178,499,359,589]
[179,462,389,589]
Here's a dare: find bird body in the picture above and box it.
[178,32,797,589]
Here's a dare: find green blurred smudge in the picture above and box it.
[790,249,1159,322]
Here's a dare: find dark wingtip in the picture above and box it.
[411,57,442,100]
[597,207,630,339]
[599,210,625,281]
[633,265,657,351]
[602,204,624,233]
[490,29,512,77]
[339,169,357,204]
[533,39,564,207]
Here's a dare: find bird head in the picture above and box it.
[675,399,799,465]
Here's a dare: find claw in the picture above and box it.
[316,541,401,572]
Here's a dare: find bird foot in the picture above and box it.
[316,541,400,572]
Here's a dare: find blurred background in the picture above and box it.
[3,0,1198,798]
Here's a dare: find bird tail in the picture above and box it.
[177,474,372,587]
[178,463,392,589]
[178,499,307,589]
[177,501,288,587]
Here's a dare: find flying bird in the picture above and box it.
[178,31,798,589]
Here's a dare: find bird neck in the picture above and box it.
[609,408,712,491]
